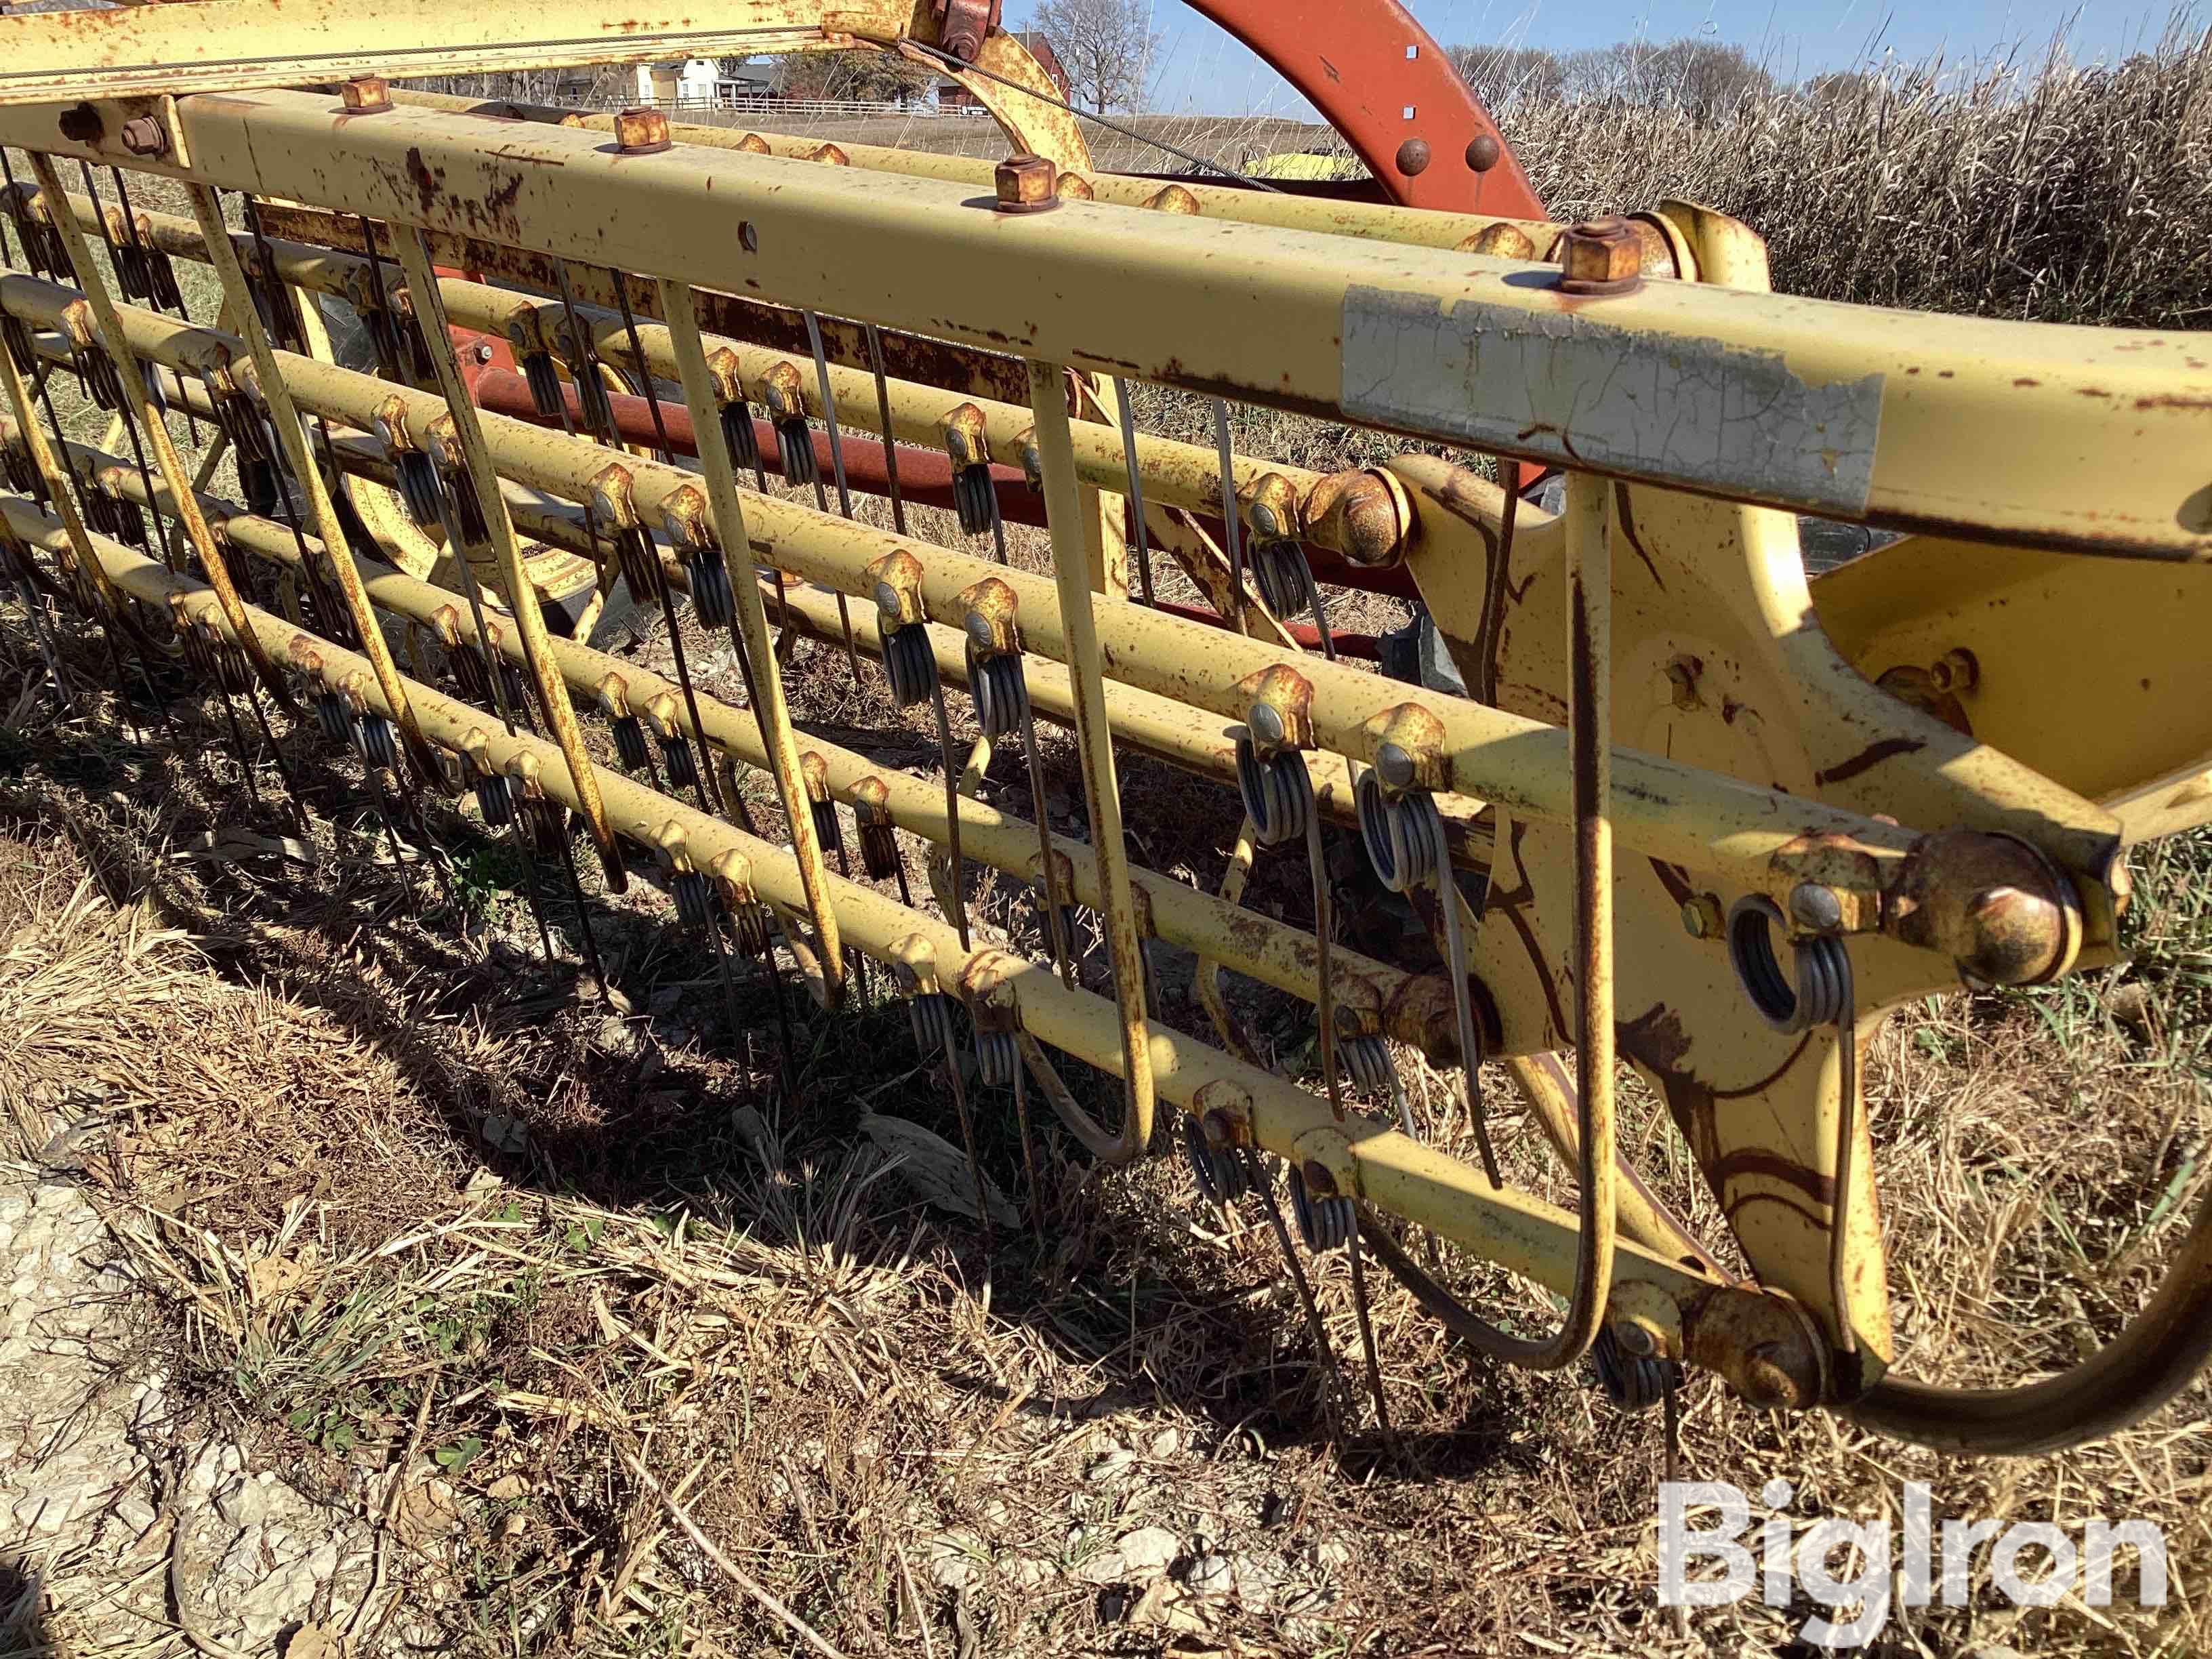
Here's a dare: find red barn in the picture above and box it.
[939,32,1070,112]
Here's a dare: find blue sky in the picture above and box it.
[1009,1,2205,116]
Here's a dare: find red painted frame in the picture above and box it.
[1181,0,1544,218]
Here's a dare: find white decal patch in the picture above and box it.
[1340,287,1883,517]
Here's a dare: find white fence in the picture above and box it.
[633,95,989,120]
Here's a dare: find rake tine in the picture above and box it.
[239,676,312,825]
[863,324,907,537]
[800,310,864,690]
[1210,400,1246,619]
[557,259,727,821]
[937,1018,997,1258]
[1242,1149,1350,1437]
[1111,379,1155,607]
[928,679,970,952]
[1009,1047,1045,1244]
[1345,1220,1399,1458]
[75,163,180,575]
[210,665,263,809]
[544,804,607,985]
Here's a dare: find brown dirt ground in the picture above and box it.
[0,581,2205,1656]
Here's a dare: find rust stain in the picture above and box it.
[1612,482,1666,592]
[403,146,441,217]
[1645,858,1694,905]
[1814,735,1925,787]
[1710,1147,1838,1204]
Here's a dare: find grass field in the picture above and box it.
[1,32,2209,1658]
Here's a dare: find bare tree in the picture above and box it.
[775,49,933,104]
[1033,0,1158,112]
[1447,45,1568,108]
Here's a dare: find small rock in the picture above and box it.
[1313,1537,1354,1573]
[498,1512,527,1540]
[1004,1557,1054,1589]
[1147,1428,1182,1459]
[484,1475,527,1500]
[1074,1548,1129,1586]
[1115,1525,1179,1576]
[1183,1552,1233,1595]
[115,1492,159,1534]
[924,1529,983,1591]
[480,1113,529,1157]
[13,1492,74,1534]
[1086,1448,1136,1485]
[394,1479,462,1545]
[1234,1554,1283,1610]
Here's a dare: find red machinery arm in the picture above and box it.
[1179,0,1544,217]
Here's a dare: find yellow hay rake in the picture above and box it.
[0,0,2207,1464]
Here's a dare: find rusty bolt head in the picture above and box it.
[1556,216,1644,297]
[614,106,672,155]
[340,75,392,115]
[117,116,169,157]
[1056,171,1094,201]
[1928,647,1979,695]
[1681,893,1723,940]
[809,142,849,167]
[735,131,772,155]
[1737,1342,1805,1411]
[1299,1159,1338,1197]
[1613,1320,1657,1358]
[1147,183,1201,216]
[1376,742,1416,790]
[1247,699,1286,750]
[1466,134,1502,173]
[1394,137,1431,176]
[1665,657,1700,711]
[1789,882,1845,934]
[994,153,1058,214]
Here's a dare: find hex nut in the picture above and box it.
[995,154,1059,213]
[340,75,392,115]
[118,116,169,157]
[1681,893,1723,940]
[1556,216,1643,296]
[613,106,672,155]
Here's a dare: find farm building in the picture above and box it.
[632,58,776,108]
[939,31,1069,111]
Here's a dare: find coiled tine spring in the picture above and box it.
[1235,671,1340,1115]
[1358,763,1502,1186]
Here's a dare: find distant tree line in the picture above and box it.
[1448,39,1781,121]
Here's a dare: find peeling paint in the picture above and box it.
[1340,287,1885,517]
